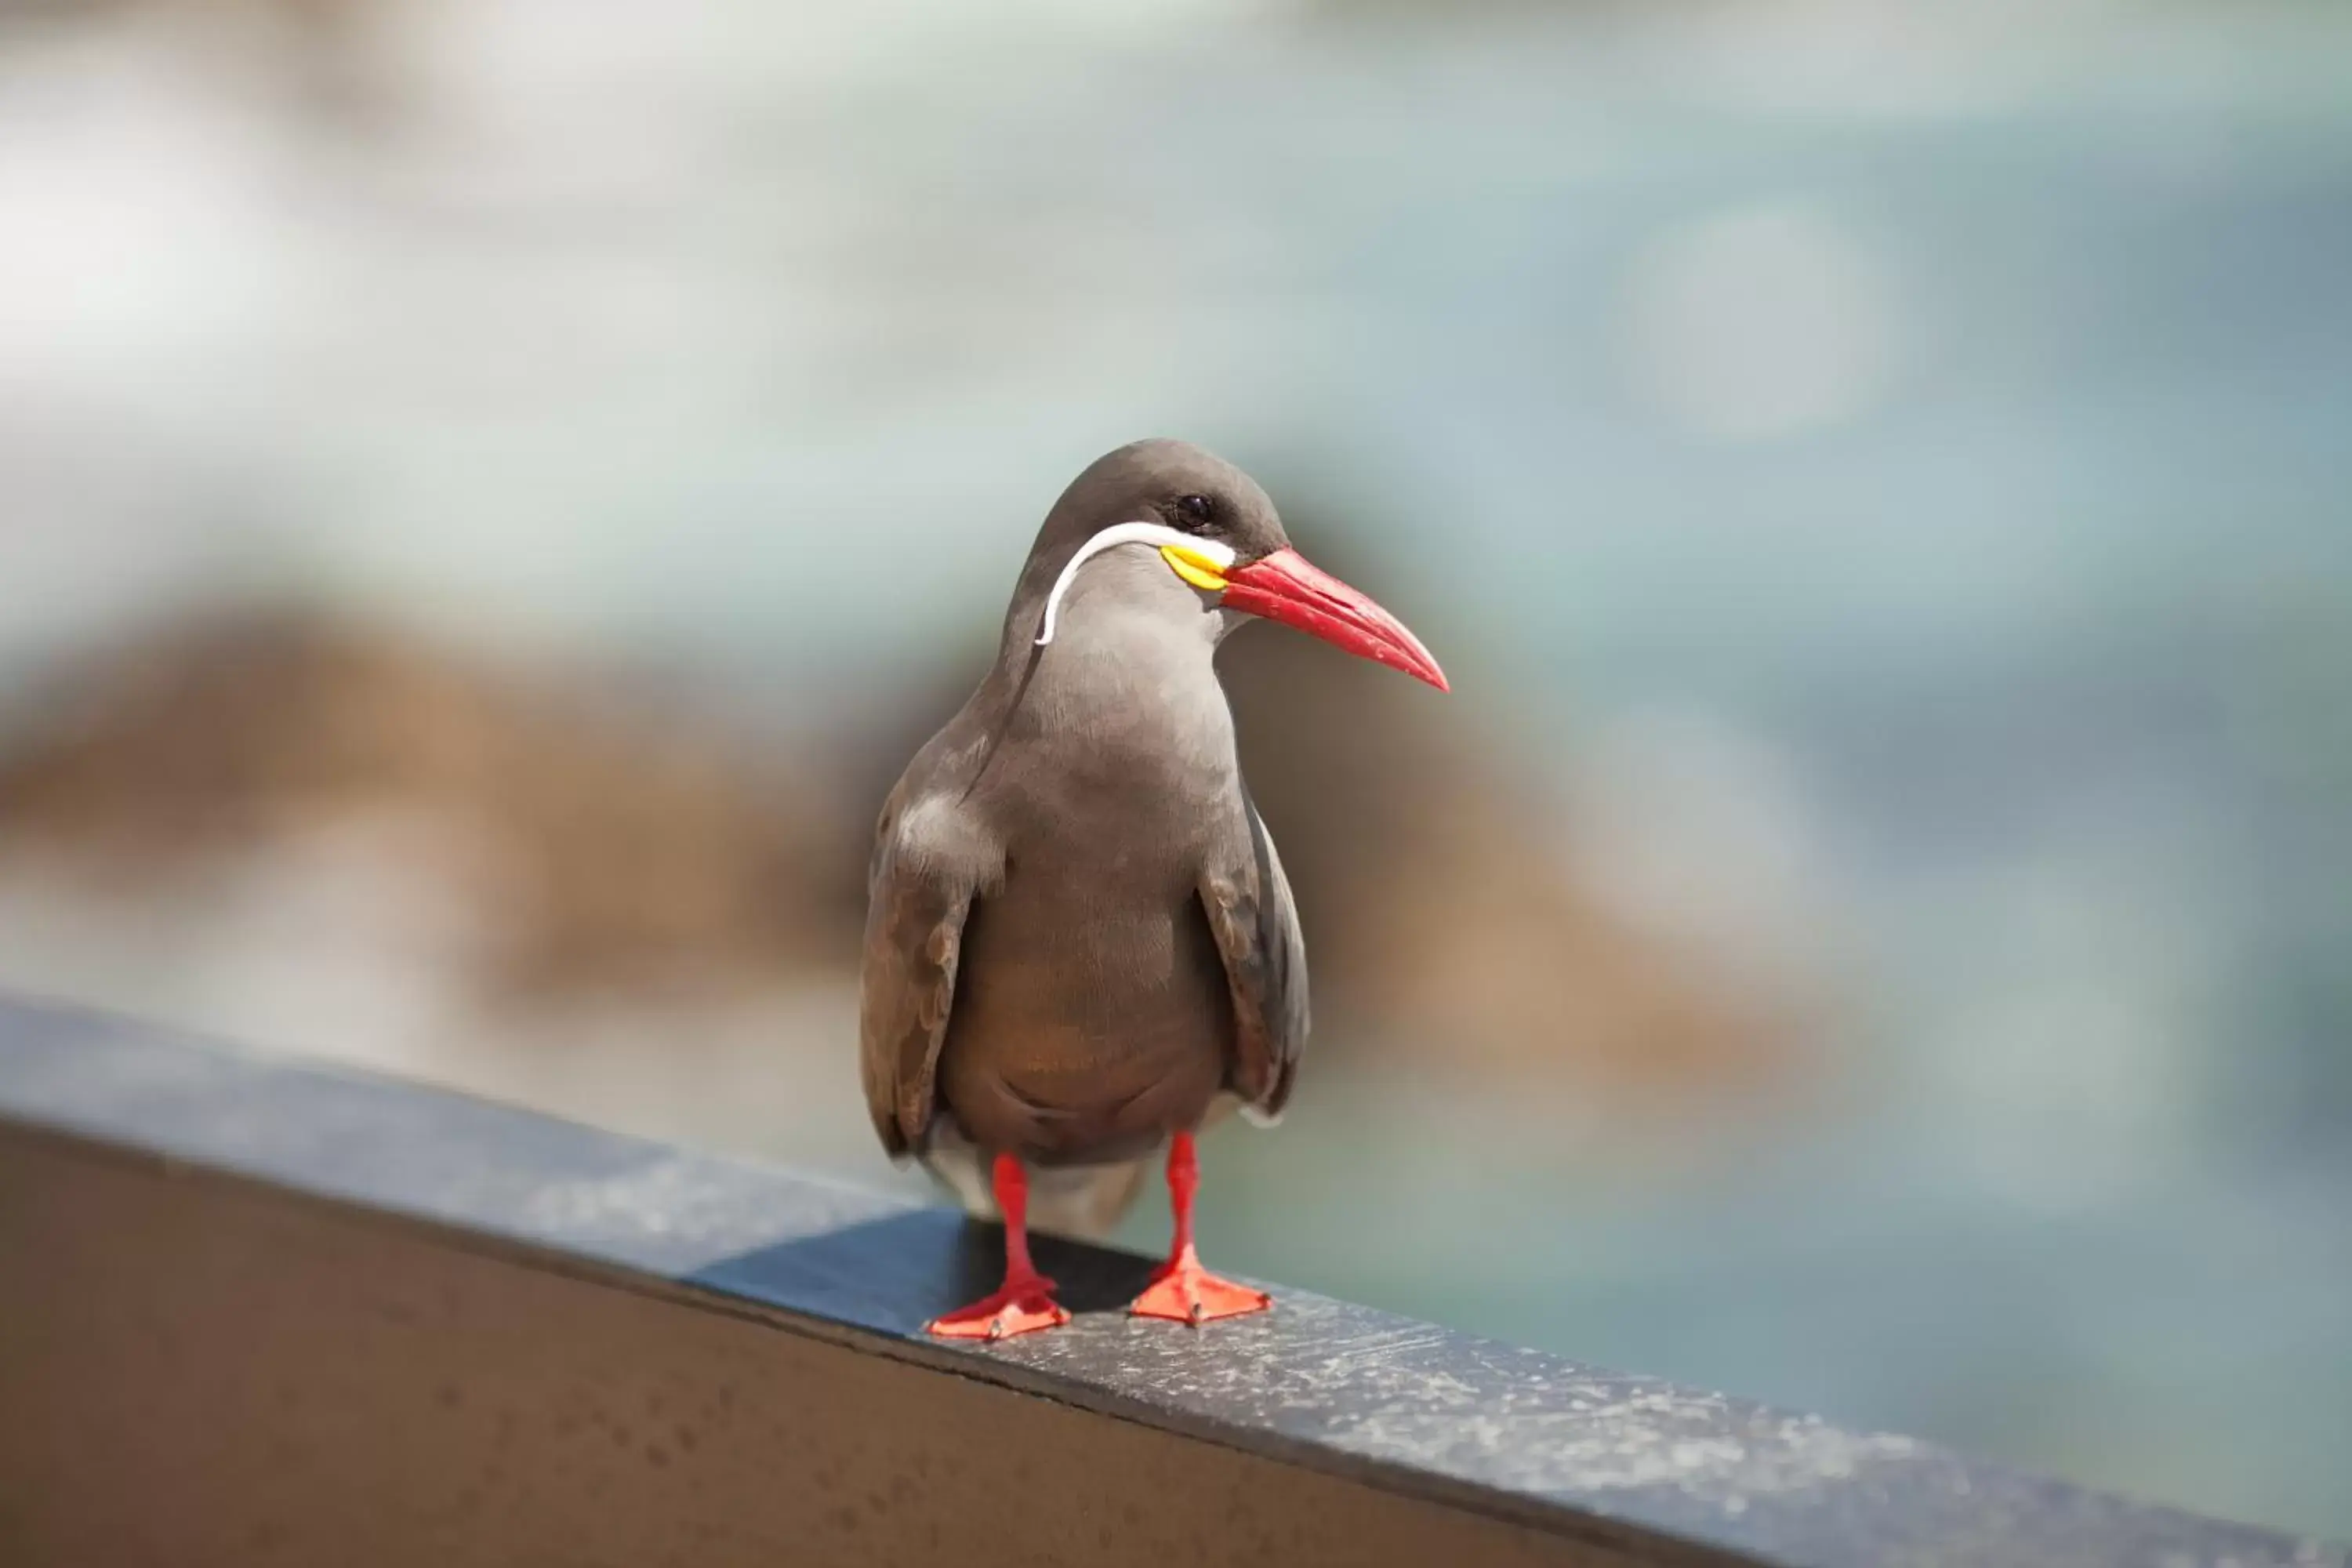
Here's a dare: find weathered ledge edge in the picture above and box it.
[0,992,2337,1568]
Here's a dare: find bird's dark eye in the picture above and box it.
[1173,494,1214,528]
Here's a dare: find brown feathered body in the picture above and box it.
[858,442,1308,1237]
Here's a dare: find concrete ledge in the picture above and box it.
[0,993,2338,1567]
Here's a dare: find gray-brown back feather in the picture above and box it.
[857,749,1001,1155]
[1199,786,1309,1120]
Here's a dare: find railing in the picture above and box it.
[0,993,2339,1568]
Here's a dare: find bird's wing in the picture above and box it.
[858,786,982,1156]
[1199,791,1311,1122]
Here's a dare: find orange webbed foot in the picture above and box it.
[926,1272,1071,1341]
[1128,1250,1272,1326]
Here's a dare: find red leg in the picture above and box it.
[1129,1131,1272,1326]
[926,1154,1071,1341]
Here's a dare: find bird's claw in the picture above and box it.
[1128,1254,1272,1326]
[927,1273,1070,1341]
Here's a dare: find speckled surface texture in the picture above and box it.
[1,993,2341,1568]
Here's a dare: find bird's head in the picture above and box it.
[1025,439,1448,692]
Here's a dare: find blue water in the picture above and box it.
[2,0,2350,1539]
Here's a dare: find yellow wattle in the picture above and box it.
[1161,546,1229,594]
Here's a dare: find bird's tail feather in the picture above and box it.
[921,1132,1151,1242]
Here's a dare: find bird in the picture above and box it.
[859,438,1447,1340]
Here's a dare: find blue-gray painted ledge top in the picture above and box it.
[0,993,2339,1568]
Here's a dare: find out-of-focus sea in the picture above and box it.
[1,0,2348,1539]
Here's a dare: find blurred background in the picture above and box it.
[2,0,2350,1539]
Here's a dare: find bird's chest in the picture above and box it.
[1002,651,1241,866]
[942,864,1233,1160]
[948,682,1239,1077]
[927,586,1250,1157]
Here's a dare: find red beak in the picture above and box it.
[1220,548,1450,692]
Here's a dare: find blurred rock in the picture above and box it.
[0,594,1804,1108]
[0,607,862,1006]
[1229,621,1805,1103]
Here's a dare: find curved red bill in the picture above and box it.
[1220,547,1450,692]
